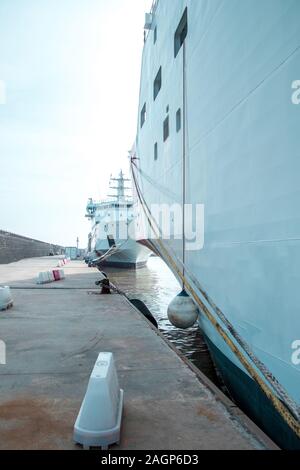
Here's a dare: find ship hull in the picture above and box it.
[133,0,300,448]
[95,237,150,268]
[204,334,299,450]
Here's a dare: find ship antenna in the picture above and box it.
[118,170,125,202]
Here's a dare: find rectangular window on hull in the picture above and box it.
[140,103,146,128]
[154,25,157,44]
[154,142,158,161]
[176,108,181,132]
[163,116,169,142]
[153,66,162,101]
[174,7,188,57]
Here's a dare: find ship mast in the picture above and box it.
[108,170,131,202]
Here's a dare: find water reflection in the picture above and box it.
[104,256,220,385]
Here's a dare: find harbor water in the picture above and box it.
[104,256,220,386]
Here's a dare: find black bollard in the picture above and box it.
[100,278,111,295]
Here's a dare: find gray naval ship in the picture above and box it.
[86,171,151,268]
[131,0,300,449]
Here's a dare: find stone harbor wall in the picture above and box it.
[0,230,64,264]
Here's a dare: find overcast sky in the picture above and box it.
[0,0,151,247]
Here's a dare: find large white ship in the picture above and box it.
[86,171,151,268]
[131,0,300,449]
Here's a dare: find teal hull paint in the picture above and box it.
[204,335,300,450]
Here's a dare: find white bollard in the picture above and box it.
[73,352,123,450]
[0,286,13,311]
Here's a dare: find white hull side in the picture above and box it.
[134,0,300,444]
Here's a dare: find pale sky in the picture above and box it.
[0,0,151,247]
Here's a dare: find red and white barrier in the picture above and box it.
[52,269,60,281]
[37,268,66,284]
[58,269,65,279]
[37,272,51,284]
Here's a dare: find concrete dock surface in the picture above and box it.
[0,256,276,450]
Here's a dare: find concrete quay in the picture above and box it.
[0,256,277,450]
